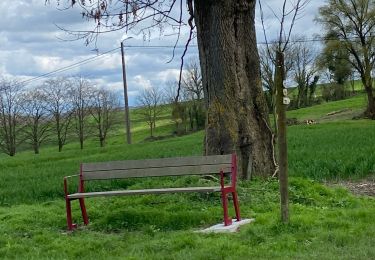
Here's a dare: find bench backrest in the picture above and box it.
[80,154,234,181]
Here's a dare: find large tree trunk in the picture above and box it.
[79,134,84,150]
[33,140,40,154]
[364,86,375,119]
[195,0,275,179]
[58,142,63,152]
[363,68,375,119]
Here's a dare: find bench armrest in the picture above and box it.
[220,171,233,189]
[231,153,237,187]
[220,153,238,189]
[64,174,79,197]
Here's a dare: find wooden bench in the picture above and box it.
[63,153,241,230]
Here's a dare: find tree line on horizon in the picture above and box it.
[1,0,375,165]
[259,34,368,127]
[0,43,371,158]
[0,76,120,156]
[0,58,206,157]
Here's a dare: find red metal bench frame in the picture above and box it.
[63,154,241,230]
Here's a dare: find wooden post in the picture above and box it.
[274,50,289,223]
[121,41,132,144]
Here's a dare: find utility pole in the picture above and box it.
[121,41,132,144]
[275,50,289,223]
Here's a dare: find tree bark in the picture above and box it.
[364,85,375,119]
[58,141,63,152]
[195,0,275,179]
[80,136,84,150]
[34,146,40,154]
[275,50,289,223]
[363,67,375,119]
[33,125,38,154]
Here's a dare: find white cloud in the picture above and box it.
[0,0,327,105]
[255,0,325,42]
[128,90,139,98]
[34,56,70,72]
[132,75,152,90]
[155,69,181,83]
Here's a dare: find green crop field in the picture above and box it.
[286,94,368,122]
[0,94,374,259]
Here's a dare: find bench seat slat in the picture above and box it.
[82,164,231,180]
[67,186,222,199]
[82,154,232,172]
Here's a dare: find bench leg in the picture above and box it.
[79,198,89,225]
[232,191,241,221]
[221,191,232,226]
[65,198,77,231]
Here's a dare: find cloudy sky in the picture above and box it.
[1,0,325,106]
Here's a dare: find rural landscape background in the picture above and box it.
[1,0,375,259]
[0,91,374,258]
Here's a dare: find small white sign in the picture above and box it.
[283,89,288,96]
[283,97,290,105]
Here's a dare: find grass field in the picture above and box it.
[0,94,374,259]
[287,94,368,121]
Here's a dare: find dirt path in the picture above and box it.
[332,176,375,197]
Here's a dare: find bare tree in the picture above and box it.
[165,80,189,135]
[259,0,311,223]
[183,58,203,101]
[90,88,119,147]
[182,58,205,131]
[42,78,73,152]
[317,0,375,119]
[137,87,164,138]
[0,78,24,156]
[20,88,52,154]
[70,77,93,149]
[292,39,318,107]
[259,43,295,130]
[48,0,277,179]
[164,80,180,105]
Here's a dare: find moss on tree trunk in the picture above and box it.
[195,0,275,179]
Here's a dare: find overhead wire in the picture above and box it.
[18,46,121,86]
[14,45,202,87]
[12,35,373,86]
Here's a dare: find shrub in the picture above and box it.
[322,83,349,101]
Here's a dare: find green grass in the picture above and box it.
[0,178,374,259]
[287,94,367,121]
[288,80,365,98]
[289,120,375,180]
[0,95,374,259]
[0,131,203,206]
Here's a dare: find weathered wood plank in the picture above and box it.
[67,186,222,199]
[82,154,232,172]
[82,164,231,180]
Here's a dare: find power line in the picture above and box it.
[18,46,121,86]
[13,35,374,86]
[257,35,375,45]
[125,45,198,48]
[15,44,203,86]
[16,44,202,86]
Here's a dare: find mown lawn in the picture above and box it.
[0,96,374,259]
